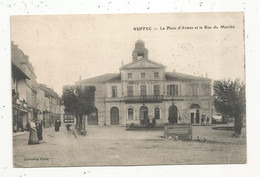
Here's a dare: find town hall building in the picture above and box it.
[76,40,213,126]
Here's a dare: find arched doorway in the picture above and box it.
[88,107,98,125]
[110,107,119,125]
[190,104,200,124]
[169,105,178,124]
[139,106,148,120]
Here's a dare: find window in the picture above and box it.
[154,72,159,78]
[154,107,160,119]
[191,84,199,96]
[202,83,210,96]
[140,85,147,96]
[141,73,145,78]
[128,108,134,120]
[167,85,178,96]
[128,73,132,79]
[127,86,133,96]
[112,86,117,97]
[153,85,160,95]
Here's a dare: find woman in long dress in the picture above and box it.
[28,121,39,145]
[55,119,61,132]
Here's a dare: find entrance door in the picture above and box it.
[88,107,98,125]
[169,105,178,124]
[139,106,148,120]
[110,107,119,125]
[190,104,201,124]
[196,109,200,123]
[191,112,194,124]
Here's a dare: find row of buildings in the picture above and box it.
[76,40,214,126]
[11,42,62,132]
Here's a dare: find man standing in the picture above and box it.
[206,117,210,125]
[55,119,61,132]
[201,116,205,125]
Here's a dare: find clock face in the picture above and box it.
[140,61,146,67]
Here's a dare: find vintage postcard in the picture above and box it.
[11,12,246,167]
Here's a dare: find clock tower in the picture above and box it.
[132,40,149,61]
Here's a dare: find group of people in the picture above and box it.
[201,116,210,125]
[28,119,62,145]
[28,120,43,145]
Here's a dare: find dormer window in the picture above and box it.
[154,72,159,78]
[141,73,145,78]
[128,73,132,79]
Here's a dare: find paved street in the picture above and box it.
[13,124,246,167]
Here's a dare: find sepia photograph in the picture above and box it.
[11,12,246,167]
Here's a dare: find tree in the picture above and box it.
[62,85,96,132]
[213,79,246,135]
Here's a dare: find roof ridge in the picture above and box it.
[165,72,211,81]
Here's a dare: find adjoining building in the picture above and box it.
[39,84,62,128]
[76,40,213,126]
[12,41,39,132]
[11,41,62,132]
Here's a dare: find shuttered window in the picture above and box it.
[167,85,178,96]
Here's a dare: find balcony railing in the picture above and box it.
[124,95,163,103]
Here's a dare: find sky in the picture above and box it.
[10,12,245,95]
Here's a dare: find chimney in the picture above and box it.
[173,69,176,72]
[79,75,81,81]
[121,61,124,67]
[205,73,208,78]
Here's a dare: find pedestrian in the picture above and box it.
[43,119,46,128]
[36,120,43,140]
[66,124,72,131]
[206,117,210,125]
[28,120,39,145]
[201,117,205,125]
[13,122,17,133]
[55,119,61,132]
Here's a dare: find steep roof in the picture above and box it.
[76,73,121,85]
[11,41,36,79]
[165,72,211,81]
[39,84,59,98]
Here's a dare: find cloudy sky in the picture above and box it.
[11,12,244,95]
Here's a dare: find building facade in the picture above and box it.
[76,40,213,126]
[39,84,62,128]
[12,42,61,132]
[12,41,40,132]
